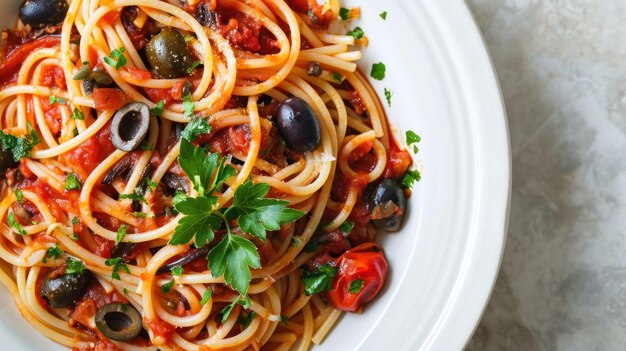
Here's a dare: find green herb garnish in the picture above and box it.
[64,173,82,191]
[348,279,365,293]
[65,257,85,275]
[370,62,386,80]
[301,263,337,296]
[347,26,365,39]
[105,257,130,280]
[103,47,127,70]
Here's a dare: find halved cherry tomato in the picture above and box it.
[327,243,388,312]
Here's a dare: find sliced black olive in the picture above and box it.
[156,247,210,275]
[40,269,91,308]
[111,242,136,262]
[111,102,150,152]
[182,80,194,96]
[146,28,193,79]
[307,62,322,77]
[162,172,189,192]
[196,3,218,28]
[274,97,321,153]
[102,157,134,184]
[0,150,18,175]
[95,303,142,342]
[368,179,406,232]
[82,79,96,95]
[19,0,68,29]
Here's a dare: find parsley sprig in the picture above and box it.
[0,122,41,162]
[169,136,305,297]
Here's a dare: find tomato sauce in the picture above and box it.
[60,123,116,180]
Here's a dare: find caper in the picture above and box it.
[146,28,193,79]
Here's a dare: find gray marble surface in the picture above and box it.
[465,1,626,350]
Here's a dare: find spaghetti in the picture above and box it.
[0,0,414,350]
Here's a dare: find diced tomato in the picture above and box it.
[0,35,61,84]
[327,243,388,312]
[92,234,114,259]
[60,125,115,180]
[41,97,63,135]
[70,298,97,328]
[350,90,367,115]
[93,88,126,111]
[145,317,174,344]
[98,10,121,27]
[331,171,369,202]
[121,66,152,81]
[39,65,66,88]
[209,125,251,156]
[383,147,412,179]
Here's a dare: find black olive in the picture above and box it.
[19,0,68,29]
[146,28,193,79]
[95,303,142,342]
[162,172,189,192]
[307,62,322,77]
[196,3,217,28]
[155,247,210,275]
[40,269,91,308]
[368,179,406,232]
[81,79,96,95]
[0,150,18,175]
[274,97,321,153]
[111,102,150,152]
[182,80,194,96]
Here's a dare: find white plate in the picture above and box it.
[0,0,510,350]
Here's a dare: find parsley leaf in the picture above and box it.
[347,26,365,39]
[225,181,305,241]
[0,125,40,162]
[406,130,421,149]
[171,266,184,276]
[42,244,63,263]
[221,296,251,322]
[182,92,195,116]
[348,279,365,293]
[161,279,175,293]
[339,7,350,20]
[180,117,211,142]
[64,173,82,191]
[103,47,127,70]
[379,11,388,20]
[339,221,354,233]
[207,233,261,296]
[7,212,26,235]
[49,95,67,105]
[370,62,386,80]
[301,263,337,296]
[14,188,24,203]
[116,224,127,245]
[170,196,220,247]
[200,289,212,305]
[71,107,85,120]
[65,257,85,275]
[105,257,130,280]
[384,88,392,107]
[151,101,165,117]
[401,170,421,189]
[173,190,187,207]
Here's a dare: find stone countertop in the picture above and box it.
[465,1,626,350]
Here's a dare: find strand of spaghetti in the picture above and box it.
[295,303,314,351]
[297,52,357,72]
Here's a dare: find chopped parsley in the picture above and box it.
[301,263,337,296]
[331,72,343,83]
[7,212,26,235]
[0,123,41,162]
[42,244,63,263]
[116,224,127,245]
[65,257,85,275]
[348,279,365,293]
[64,173,82,191]
[71,217,79,225]
[280,315,289,325]
[339,7,351,20]
[237,311,257,329]
[200,289,212,305]
[151,100,165,117]
[339,221,355,233]
[401,170,421,189]
[406,130,421,153]
[139,140,153,151]
[118,193,147,204]
[384,88,392,107]
[182,92,195,116]
[132,212,147,218]
[170,266,184,277]
[161,279,175,293]
[370,62,386,81]
[105,257,130,280]
[347,26,365,40]
[71,107,85,120]
[303,241,319,253]
[49,95,66,105]
[14,188,23,203]
[379,11,388,20]
[103,47,127,70]
[180,116,211,142]
[146,179,158,189]
[187,60,202,74]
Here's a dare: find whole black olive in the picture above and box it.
[40,269,91,308]
[274,97,321,153]
[368,179,406,232]
[0,150,18,175]
[146,28,193,79]
[19,0,68,29]
[95,303,142,342]
[111,102,150,152]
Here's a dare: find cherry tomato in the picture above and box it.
[93,88,127,111]
[327,243,388,312]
